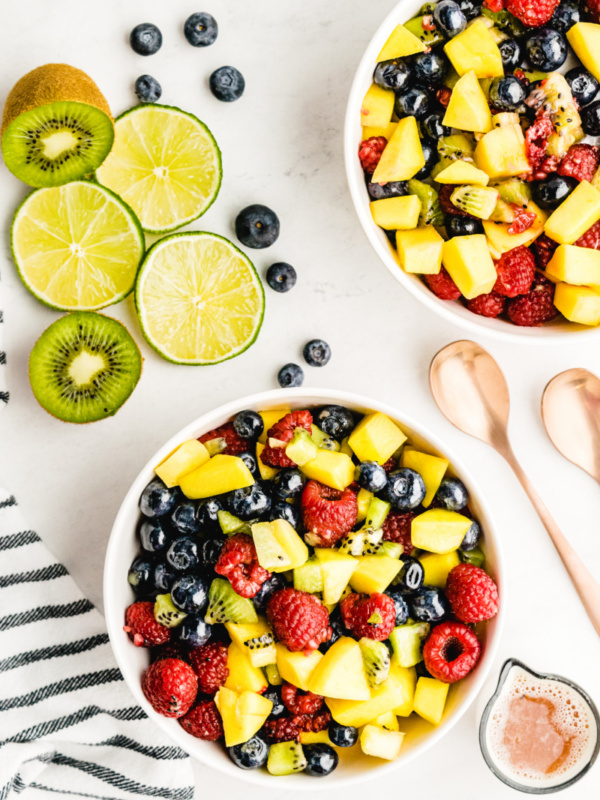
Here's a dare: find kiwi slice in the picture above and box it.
[450,186,499,220]
[404,16,444,48]
[1,64,114,188]
[267,742,307,776]
[204,578,258,624]
[154,594,186,628]
[359,638,390,687]
[437,134,475,163]
[339,528,383,557]
[28,312,142,423]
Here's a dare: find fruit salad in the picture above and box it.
[359,0,600,327]
[123,404,500,777]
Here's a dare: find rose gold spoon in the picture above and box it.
[429,340,600,637]
[541,368,600,485]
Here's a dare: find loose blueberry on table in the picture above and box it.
[359,0,600,328]
[124,405,499,776]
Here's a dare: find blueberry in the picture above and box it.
[458,0,481,19]
[498,39,522,72]
[234,409,264,440]
[135,75,162,103]
[140,478,178,518]
[273,469,305,499]
[409,586,450,622]
[381,468,426,510]
[252,572,287,612]
[445,216,482,236]
[170,501,201,536]
[394,87,431,120]
[566,67,600,108]
[166,536,201,572]
[200,536,225,566]
[386,588,410,625]
[367,178,408,200]
[303,339,331,367]
[321,609,344,653]
[235,204,279,248]
[489,75,526,112]
[461,520,482,551]
[153,560,178,593]
[525,28,567,71]
[435,477,469,511]
[373,59,411,93]
[210,66,245,102]
[226,483,271,519]
[278,363,304,388]
[263,686,285,717]
[197,498,222,532]
[228,736,269,770]
[531,174,577,209]
[421,112,451,140]
[184,12,218,46]
[127,556,155,597]
[139,519,170,554]
[178,614,212,647]
[549,2,579,33]
[356,461,388,493]
[414,138,439,180]
[329,722,358,748]
[268,501,299,528]
[304,744,338,777]
[397,556,425,593]
[130,23,162,55]
[433,0,467,37]
[171,573,210,613]
[316,405,354,440]
[581,101,600,136]
[238,452,258,477]
[266,262,296,293]
[412,51,449,85]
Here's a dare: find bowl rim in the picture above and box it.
[342,0,600,345]
[104,387,506,790]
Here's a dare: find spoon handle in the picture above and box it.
[502,444,600,637]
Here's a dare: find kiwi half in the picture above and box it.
[2,64,114,187]
[29,312,142,423]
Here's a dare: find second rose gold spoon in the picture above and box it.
[429,340,600,637]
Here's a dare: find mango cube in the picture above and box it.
[395,227,443,275]
[215,686,273,747]
[420,551,462,587]
[256,442,278,480]
[275,644,323,691]
[371,710,400,731]
[225,620,276,668]
[300,731,335,746]
[444,19,504,78]
[327,662,414,726]
[400,448,449,507]
[308,637,371,700]
[179,454,254,499]
[225,643,268,695]
[360,83,394,130]
[154,439,210,487]
[372,116,425,183]
[360,725,405,760]
[545,181,600,244]
[349,555,402,594]
[258,407,291,443]
[442,71,492,133]
[474,124,529,180]
[546,244,600,285]
[314,547,359,604]
[252,522,292,571]
[554,283,600,326]
[301,449,355,490]
[567,23,600,82]
[370,195,421,230]
[434,160,490,185]
[270,518,309,570]
[362,121,397,140]
[411,508,472,553]
[393,666,417,716]
[377,24,426,61]
[348,412,407,464]
[483,202,546,255]
[442,234,497,299]
[413,677,449,726]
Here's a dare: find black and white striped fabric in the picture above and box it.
[0,489,195,800]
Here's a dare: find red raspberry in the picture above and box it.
[467,291,506,318]
[425,267,462,301]
[340,592,396,641]
[513,68,530,88]
[506,0,560,27]
[124,602,171,648]
[445,564,500,624]
[531,233,558,270]
[179,700,223,741]
[358,137,387,175]
[267,588,331,653]
[299,710,331,733]
[438,184,471,218]
[215,533,270,598]
[189,642,229,695]
[301,480,358,547]
[575,220,600,250]
[507,207,536,235]
[525,114,556,180]
[142,658,198,718]
[483,0,505,10]
[423,622,482,683]
[493,246,536,298]
[557,143,600,183]
[584,0,600,22]
[262,716,302,743]
[382,510,415,554]
[281,682,324,715]
[382,457,396,473]
[198,422,247,456]
[506,275,558,326]
[260,410,313,469]
[151,642,188,663]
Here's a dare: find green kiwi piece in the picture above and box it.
[407,180,444,228]
[154,594,186,628]
[450,186,499,219]
[204,578,258,625]
[404,16,444,47]
[28,311,141,424]
[293,557,324,594]
[359,638,391,687]
[267,742,307,776]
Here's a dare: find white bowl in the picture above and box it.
[104,388,505,789]
[344,0,600,344]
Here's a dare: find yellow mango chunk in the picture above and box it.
[554,283,600,326]
[546,244,600,285]
[483,202,546,255]
[474,124,529,180]
[420,551,461,587]
[154,439,210,487]
[271,518,308,570]
[411,508,472,553]
[300,731,335,746]
[393,666,417,716]
[276,644,323,691]
[371,710,400,731]
[444,19,504,78]
[356,488,374,522]
[372,117,425,183]
[300,449,355,490]
[567,22,600,82]
[314,548,359,604]
[349,555,402,594]
[395,227,443,275]
[348,412,407,465]
[360,725,405,760]
[224,643,268,695]
[434,160,489,186]
[442,71,492,133]
[308,637,371,700]
[179,454,254,499]
[400,449,449,507]
[258,407,290,443]
[442,234,497,299]
[545,181,600,244]
[377,24,426,61]
[360,83,394,130]
[370,195,421,230]
[327,662,414,727]
[413,677,449,726]
[362,121,397,140]
[215,687,273,747]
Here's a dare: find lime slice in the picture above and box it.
[95,105,222,234]
[135,232,264,365]
[11,181,144,311]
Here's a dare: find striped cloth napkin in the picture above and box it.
[0,489,195,799]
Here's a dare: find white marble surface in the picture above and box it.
[0,0,599,797]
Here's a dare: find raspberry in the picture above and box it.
[300,710,331,733]
[531,233,558,269]
[267,588,331,653]
[423,622,482,683]
[506,275,558,326]
[358,137,387,175]
[124,601,171,648]
[584,0,600,22]
[382,457,396,473]
[557,143,600,183]
[445,563,500,624]
[382,510,416,554]
[260,410,313,468]
[506,0,560,27]
[151,642,188,663]
[262,716,302,743]
[483,0,505,10]
[215,533,270,598]
[436,87,452,107]
[525,114,556,180]
[340,592,396,641]
[301,480,358,547]
[198,422,247,456]
[142,658,198,718]
[425,267,462,301]
[438,184,471,218]
[507,207,536,235]
[179,700,223,741]
[189,642,229,694]
[576,220,600,250]
[281,682,324,715]
[467,291,506,318]
[493,246,536,298]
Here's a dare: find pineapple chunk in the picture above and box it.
[546,245,600,285]
[474,124,530,180]
[362,121,397,140]
[554,283,600,326]
[483,201,546,254]
[370,195,421,230]
[395,227,443,275]
[256,443,278,480]
[413,677,450,726]
[224,643,268,695]
[275,644,323,691]
[434,160,490,185]
[225,620,276,668]
[308,637,371,700]
[258,407,290,443]
[348,412,407,465]
[412,508,472,553]
[442,235,497,299]
[544,181,600,245]
[300,449,355,490]
[349,555,402,594]
[215,687,273,747]
[300,731,335,746]
[420,551,462,587]
[251,522,292,571]
[377,24,426,61]
[356,488,374,522]
[154,439,210,487]
[360,725,405,760]
[443,71,492,133]
[389,622,429,669]
[372,710,400,731]
[327,662,414,726]
[371,117,425,183]
[567,23,600,82]
[360,83,394,130]
[314,548,358,604]
[271,518,308,570]
[179,454,254,499]
[444,19,504,78]
[400,449,449,507]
